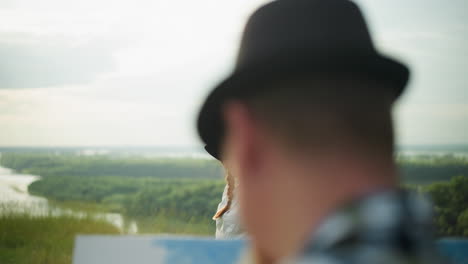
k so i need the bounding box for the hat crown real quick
[197,0,409,157]
[237,0,375,69]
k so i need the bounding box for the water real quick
[0,166,138,234]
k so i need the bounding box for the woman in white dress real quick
[205,145,244,239]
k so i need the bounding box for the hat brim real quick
[197,53,410,156]
[204,145,220,160]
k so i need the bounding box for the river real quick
[0,165,138,234]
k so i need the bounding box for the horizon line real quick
[0,144,468,149]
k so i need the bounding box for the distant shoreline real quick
[1,144,468,157]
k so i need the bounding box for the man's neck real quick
[258,151,398,263]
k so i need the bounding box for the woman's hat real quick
[197,0,410,157]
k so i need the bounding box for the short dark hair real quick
[245,74,396,157]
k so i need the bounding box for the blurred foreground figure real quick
[197,0,443,263]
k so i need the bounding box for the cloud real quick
[0,0,466,146]
[0,84,201,146]
[0,34,116,89]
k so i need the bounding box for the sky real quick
[0,0,467,147]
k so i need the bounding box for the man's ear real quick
[223,101,263,180]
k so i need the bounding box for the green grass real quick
[46,199,217,235]
[0,199,217,264]
[0,204,120,264]
[47,200,217,235]
[47,199,117,214]
[135,214,215,235]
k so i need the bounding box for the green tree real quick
[425,175,468,237]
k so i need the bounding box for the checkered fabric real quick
[281,190,445,264]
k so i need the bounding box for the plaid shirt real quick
[281,190,445,264]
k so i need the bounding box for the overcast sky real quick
[0,0,467,147]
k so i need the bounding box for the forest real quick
[0,153,223,179]
[1,152,467,237]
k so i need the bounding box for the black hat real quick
[204,145,220,160]
[197,0,410,157]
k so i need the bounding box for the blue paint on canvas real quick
[73,235,468,264]
[437,239,468,264]
[153,238,246,264]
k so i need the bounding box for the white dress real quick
[215,185,245,239]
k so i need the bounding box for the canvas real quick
[73,235,247,264]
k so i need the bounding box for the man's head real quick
[196,0,410,260]
[221,75,398,260]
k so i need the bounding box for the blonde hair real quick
[213,169,235,220]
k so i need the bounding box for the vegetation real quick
[0,203,119,264]
[27,176,225,234]
[28,176,224,217]
[0,153,223,179]
[4,152,467,185]
[424,175,468,237]
[397,154,468,184]
[397,154,468,237]
[0,153,226,236]
[1,152,467,240]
